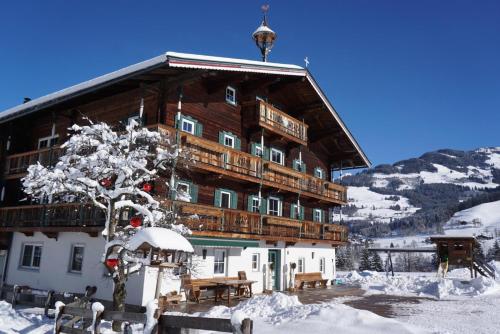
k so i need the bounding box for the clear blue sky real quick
[1,0,499,167]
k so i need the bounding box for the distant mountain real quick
[339,147,500,237]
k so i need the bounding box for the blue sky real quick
[1,0,499,167]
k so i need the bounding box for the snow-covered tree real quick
[370,251,383,272]
[22,120,191,329]
[358,247,372,271]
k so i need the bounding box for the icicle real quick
[139,98,145,118]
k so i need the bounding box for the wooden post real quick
[240,318,253,334]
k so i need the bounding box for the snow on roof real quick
[127,227,194,253]
[252,24,276,36]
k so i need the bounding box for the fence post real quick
[240,318,252,334]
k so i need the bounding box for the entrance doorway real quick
[268,250,281,290]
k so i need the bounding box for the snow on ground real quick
[445,200,500,236]
[187,292,431,334]
[337,186,420,223]
[339,266,500,299]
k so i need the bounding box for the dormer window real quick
[225,86,237,105]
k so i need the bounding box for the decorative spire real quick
[252,4,277,62]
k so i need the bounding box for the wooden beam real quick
[240,76,280,95]
[202,73,244,95]
[268,77,304,93]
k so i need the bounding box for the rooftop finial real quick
[252,4,277,62]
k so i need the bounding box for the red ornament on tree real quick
[105,258,119,268]
[142,183,153,193]
[130,216,142,228]
[100,178,112,188]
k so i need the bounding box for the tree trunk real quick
[112,275,127,331]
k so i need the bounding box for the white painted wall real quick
[5,232,145,305]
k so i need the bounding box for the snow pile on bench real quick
[342,269,500,299]
[196,292,431,334]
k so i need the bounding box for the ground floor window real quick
[69,245,85,273]
[297,257,305,273]
[252,253,260,271]
[214,249,226,275]
[21,244,42,269]
[319,257,326,273]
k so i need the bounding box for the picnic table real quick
[212,280,257,305]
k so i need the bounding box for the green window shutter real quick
[218,131,225,145]
[234,136,241,150]
[260,197,267,214]
[300,206,305,220]
[301,163,306,173]
[230,190,238,209]
[190,184,198,203]
[195,122,203,137]
[264,147,270,160]
[290,204,296,219]
[247,195,254,212]
[293,160,300,171]
[250,142,257,155]
[214,189,221,207]
[328,208,333,223]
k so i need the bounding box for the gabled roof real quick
[0,51,370,167]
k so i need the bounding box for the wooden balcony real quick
[0,202,348,245]
[176,125,347,204]
[252,100,308,146]
[4,147,62,178]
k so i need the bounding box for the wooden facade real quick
[0,53,370,247]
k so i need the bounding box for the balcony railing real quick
[4,147,62,177]
[255,100,308,145]
[0,202,348,244]
[2,124,347,204]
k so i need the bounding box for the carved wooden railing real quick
[0,201,348,243]
[256,100,308,145]
[4,147,62,177]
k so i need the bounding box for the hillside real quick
[340,147,500,237]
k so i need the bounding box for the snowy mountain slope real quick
[341,147,500,236]
[445,200,500,240]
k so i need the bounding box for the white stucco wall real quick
[5,232,145,305]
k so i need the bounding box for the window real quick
[181,119,195,134]
[268,197,282,216]
[223,134,234,148]
[69,245,84,273]
[214,249,226,275]
[319,257,326,273]
[251,196,260,213]
[220,191,231,209]
[177,182,190,202]
[38,135,59,149]
[297,257,305,273]
[313,209,323,223]
[290,204,304,220]
[252,253,260,272]
[21,244,42,269]
[270,148,284,165]
[314,167,324,179]
[225,86,237,105]
[293,159,306,173]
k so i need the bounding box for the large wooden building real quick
[0,51,369,305]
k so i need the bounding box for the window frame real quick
[20,243,42,270]
[267,196,282,216]
[223,133,235,148]
[297,257,305,273]
[69,244,85,273]
[181,118,195,134]
[176,181,191,202]
[313,209,323,223]
[319,257,326,274]
[314,168,324,179]
[38,135,59,149]
[270,148,285,165]
[251,253,260,272]
[220,190,232,209]
[250,196,261,213]
[225,86,237,105]
[213,248,227,275]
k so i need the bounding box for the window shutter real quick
[247,195,254,212]
[293,160,300,171]
[234,136,241,150]
[174,114,181,129]
[300,206,305,220]
[328,208,333,223]
[218,131,225,145]
[264,147,270,160]
[195,122,203,137]
[190,184,198,203]
[290,204,296,219]
[301,163,307,173]
[250,142,257,155]
[260,197,267,214]
[230,190,238,209]
[214,189,221,207]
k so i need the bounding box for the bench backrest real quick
[295,272,323,280]
[238,271,247,280]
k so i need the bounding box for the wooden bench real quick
[294,272,328,289]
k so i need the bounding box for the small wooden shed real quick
[430,236,477,277]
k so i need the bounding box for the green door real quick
[268,250,281,290]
